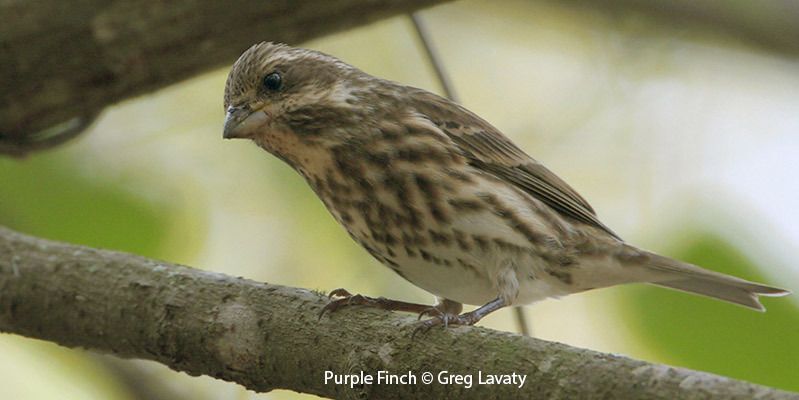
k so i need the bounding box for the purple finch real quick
[222,42,789,328]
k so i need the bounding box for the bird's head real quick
[222,42,386,153]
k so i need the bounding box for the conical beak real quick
[223,106,268,139]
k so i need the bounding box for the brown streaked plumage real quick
[222,42,790,329]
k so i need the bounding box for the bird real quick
[222,42,790,329]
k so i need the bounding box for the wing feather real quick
[409,88,620,239]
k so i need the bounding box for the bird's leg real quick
[414,297,508,335]
[319,288,434,319]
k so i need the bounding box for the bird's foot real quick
[413,297,507,337]
[319,288,432,320]
[413,310,481,337]
[415,298,464,325]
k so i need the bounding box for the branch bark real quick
[0,226,796,399]
[0,0,451,156]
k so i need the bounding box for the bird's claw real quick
[319,288,362,320]
[412,311,479,338]
[319,289,404,319]
[320,289,439,321]
[319,289,481,335]
[327,288,353,299]
[416,306,442,321]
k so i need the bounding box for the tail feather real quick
[652,278,776,311]
[639,250,790,311]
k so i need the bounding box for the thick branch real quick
[0,0,450,155]
[0,226,795,399]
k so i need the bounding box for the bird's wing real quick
[410,89,620,239]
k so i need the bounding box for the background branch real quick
[4,0,799,157]
[0,0,451,156]
[556,0,799,56]
[0,226,796,399]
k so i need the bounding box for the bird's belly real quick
[368,203,576,306]
[389,246,574,306]
[313,163,581,306]
[389,249,498,306]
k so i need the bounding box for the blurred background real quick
[1,0,798,398]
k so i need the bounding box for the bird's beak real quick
[223,106,268,139]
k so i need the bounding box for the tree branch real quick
[0,226,795,399]
[4,0,798,157]
[0,0,451,156]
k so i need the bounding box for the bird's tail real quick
[636,249,790,311]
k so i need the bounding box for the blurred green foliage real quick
[0,155,173,259]
[623,233,799,391]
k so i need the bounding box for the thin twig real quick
[513,306,530,336]
[410,13,459,102]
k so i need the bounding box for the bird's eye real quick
[263,72,282,91]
